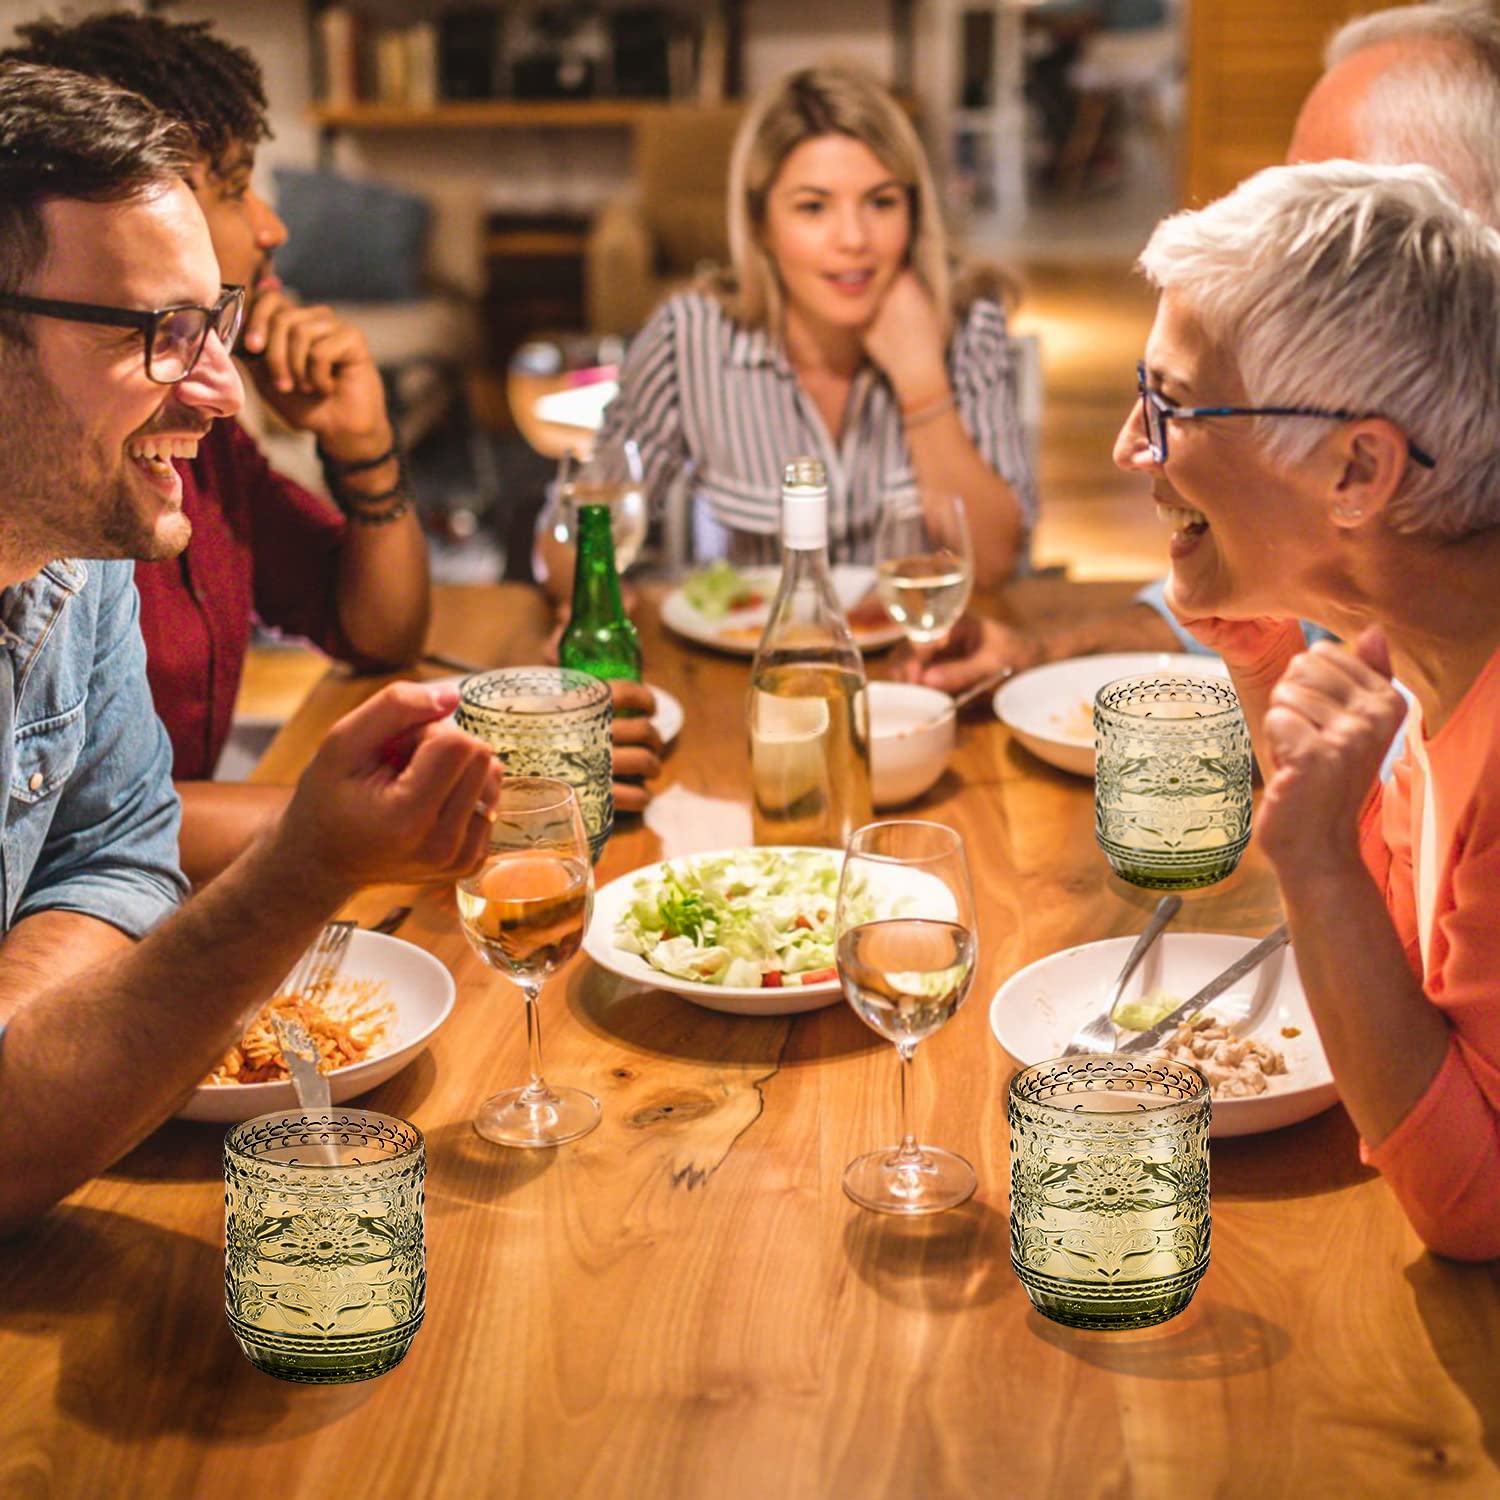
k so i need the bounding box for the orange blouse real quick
[1359,642,1500,1260]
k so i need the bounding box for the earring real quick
[1332,500,1365,523]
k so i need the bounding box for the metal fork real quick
[271,919,356,1113]
[1062,894,1182,1056]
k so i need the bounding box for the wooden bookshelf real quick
[310,99,693,131]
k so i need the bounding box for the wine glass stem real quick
[517,983,556,1106]
[893,1043,922,1165]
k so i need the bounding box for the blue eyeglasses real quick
[1136,361,1437,470]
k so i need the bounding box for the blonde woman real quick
[595,66,1034,584]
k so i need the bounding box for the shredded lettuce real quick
[615,848,873,988]
[681,561,760,621]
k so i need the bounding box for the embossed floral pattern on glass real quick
[223,1109,425,1384]
[456,667,614,864]
[1094,674,1251,890]
[1008,1056,1210,1330]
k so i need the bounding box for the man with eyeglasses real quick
[2,13,664,874]
[0,62,501,1232]
[899,0,1500,695]
[0,12,436,885]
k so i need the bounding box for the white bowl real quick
[994,652,1231,777]
[177,930,456,1124]
[868,681,956,808]
[989,931,1338,1137]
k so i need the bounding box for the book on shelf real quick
[405,22,439,109]
[315,4,360,108]
[372,23,439,107]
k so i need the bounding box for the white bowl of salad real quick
[584,847,875,1015]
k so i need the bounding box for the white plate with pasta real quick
[178,929,456,1124]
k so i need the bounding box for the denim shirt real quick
[0,558,187,938]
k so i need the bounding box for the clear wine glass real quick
[836,819,978,1213]
[456,777,600,1148]
[538,436,650,576]
[873,491,974,645]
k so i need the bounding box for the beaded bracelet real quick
[344,496,411,526]
[327,450,412,525]
[316,438,400,477]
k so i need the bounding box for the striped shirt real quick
[596,291,1037,568]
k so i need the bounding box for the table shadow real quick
[421,1117,555,1211]
[106,1117,224,1184]
[1025,1295,1290,1379]
[105,1055,441,1187]
[842,1197,1018,1312]
[566,966,882,1066]
[0,1206,376,1441]
[1211,1106,1375,1202]
[1406,1254,1500,1470]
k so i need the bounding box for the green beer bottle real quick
[559,503,642,685]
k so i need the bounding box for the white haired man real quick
[903,0,1500,692]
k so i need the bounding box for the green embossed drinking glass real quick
[1094,673,1251,890]
[224,1109,425,1383]
[1008,1055,1210,1331]
[456,667,614,864]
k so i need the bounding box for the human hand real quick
[1257,628,1407,878]
[272,682,502,897]
[862,271,947,398]
[609,679,663,813]
[892,613,1044,695]
[239,287,389,449]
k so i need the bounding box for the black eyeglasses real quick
[0,283,245,384]
[1136,361,1437,470]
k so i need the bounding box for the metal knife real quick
[370,904,412,936]
[1115,923,1291,1055]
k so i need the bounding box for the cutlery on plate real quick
[270,919,356,1135]
[1115,923,1292,1056]
[1062,894,1183,1056]
[951,664,1018,713]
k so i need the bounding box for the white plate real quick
[430,675,681,747]
[585,844,960,1017]
[178,930,456,1124]
[989,931,1338,1137]
[585,845,847,1015]
[994,651,1231,777]
[661,565,905,656]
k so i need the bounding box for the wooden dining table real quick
[3,578,1497,1500]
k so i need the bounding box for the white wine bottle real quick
[748,457,873,848]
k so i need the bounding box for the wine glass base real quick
[842,1144,976,1215]
[474,1085,601,1148]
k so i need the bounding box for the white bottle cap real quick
[781,455,828,550]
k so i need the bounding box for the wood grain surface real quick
[2,580,1495,1500]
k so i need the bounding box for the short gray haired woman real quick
[1123,159,1500,1260]
[593,65,1034,582]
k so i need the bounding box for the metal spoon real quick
[1062,894,1183,1056]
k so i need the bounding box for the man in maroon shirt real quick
[5,13,663,882]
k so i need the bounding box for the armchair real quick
[585,104,743,337]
